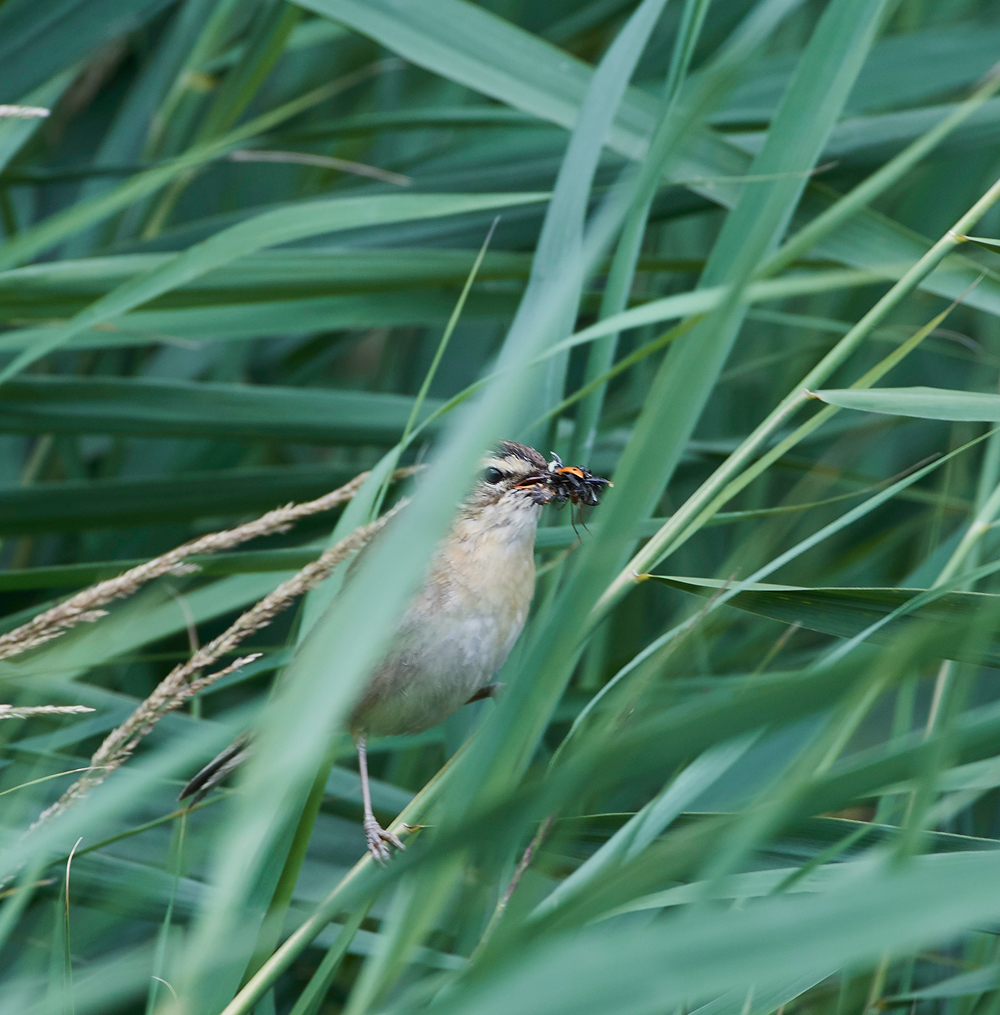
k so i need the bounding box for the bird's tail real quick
[178,734,252,804]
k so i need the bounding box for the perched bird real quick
[180,441,609,861]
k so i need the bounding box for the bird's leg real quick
[466,682,504,705]
[356,735,405,864]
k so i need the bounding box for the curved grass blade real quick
[812,386,1000,422]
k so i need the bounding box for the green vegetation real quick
[6,0,1000,1013]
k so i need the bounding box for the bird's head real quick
[464,441,548,511]
[465,440,610,514]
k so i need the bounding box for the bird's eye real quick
[482,467,506,484]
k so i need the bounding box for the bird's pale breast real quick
[349,500,540,737]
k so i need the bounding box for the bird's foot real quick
[364,817,405,865]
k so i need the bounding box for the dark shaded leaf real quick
[648,575,1000,666]
[0,376,441,442]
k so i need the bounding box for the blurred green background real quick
[7,1,1000,1014]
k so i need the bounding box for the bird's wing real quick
[178,733,252,803]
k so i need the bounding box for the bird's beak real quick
[513,473,547,490]
[513,473,557,505]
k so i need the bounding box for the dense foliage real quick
[5,0,1000,1013]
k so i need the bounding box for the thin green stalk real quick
[240,748,338,987]
[146,815,187,1015]
[920,403,1000,744]
[559,430,988,762]
[0,61,397,271]
[58,837,82,1015]
[695,636,913,897]
[342,854,464,1015]
[0,767,99,799]
[192,2,303,144]
[144,0,244,158]
[763,66,1000,279]
[534,316,703,434]
[892,538,1000,855]
[835,969,853,1015]
[653,288,973,576]
[976,972,1000,1015]
[287,903,373,1015]
[864,954,891,1014]
[410,268,881,448]
[218,747,463,1015]
[58,791,232,863]
[770,822,871,895]
[661,0,712,103]
[566,204,644,464]
[570,0,713,463]
[476,815,554,952]
[898,657,975,858]
[401,218,500,447]
[595,172,1000,618]
[142,1,302,237]
[934,469,1000,587]
[918,399,1000,780]
[0,855,50,954]
[874,676,918,823]
[584,62,1000,610]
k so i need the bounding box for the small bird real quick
[180,441,609,862]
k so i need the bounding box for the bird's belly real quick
[349,519,536,738]
[350,609,524,737]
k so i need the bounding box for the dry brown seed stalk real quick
[0,705,94,719]
[229,149,411,187]
[0,105,50,118]
[32,503,404,828]
[0,467,414,664]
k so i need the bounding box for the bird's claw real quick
[364,817,405,864]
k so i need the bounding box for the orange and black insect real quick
[515,454,611,515]
[516,453,611,508]
[545,454,610,507]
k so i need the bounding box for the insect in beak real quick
[514,453,611,508]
